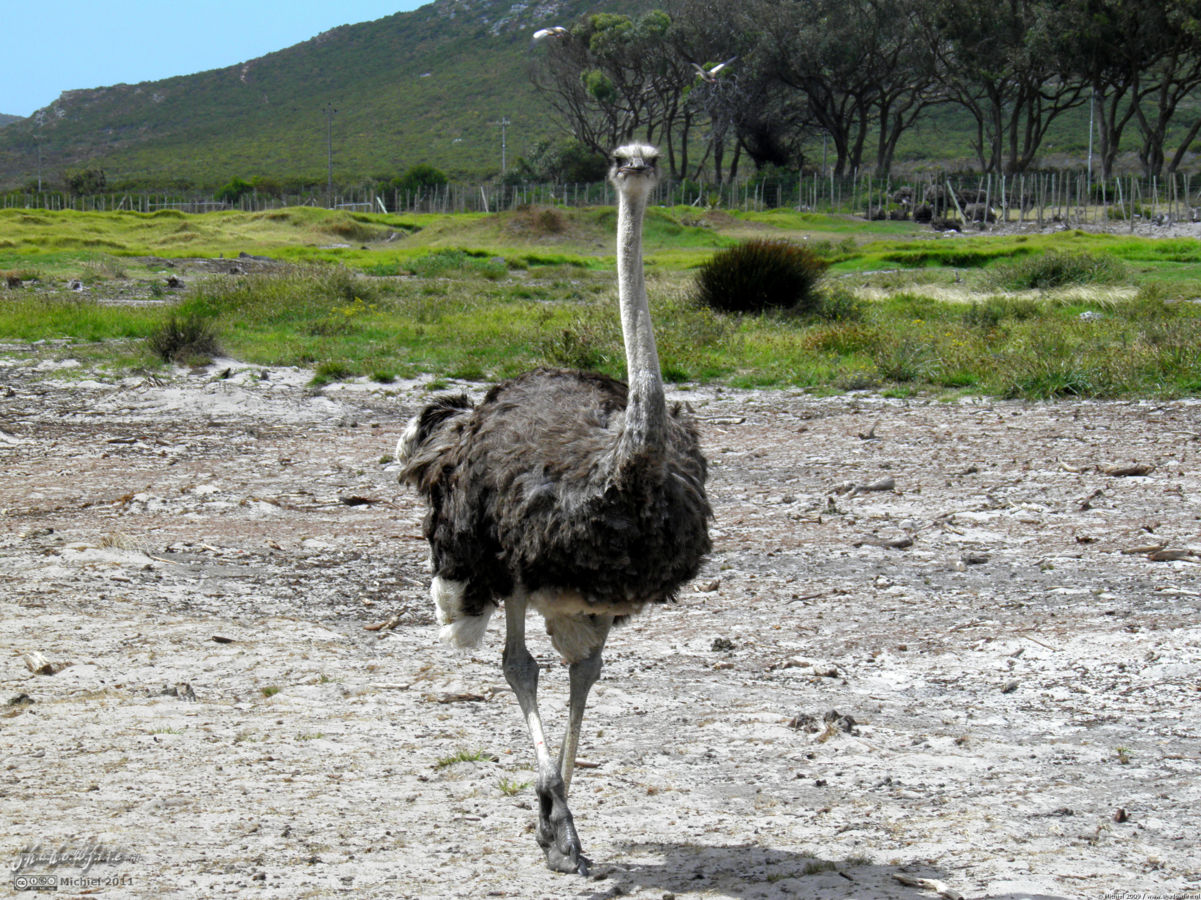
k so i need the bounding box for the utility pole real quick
[34,111,45,192]
[325,102,337,207]
[494,116,511,174]
[1087,86,1095,199]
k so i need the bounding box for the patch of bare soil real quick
[1,354,1199,899]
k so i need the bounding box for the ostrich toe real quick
[535,780,589,875]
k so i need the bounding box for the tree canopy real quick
[530,0,1201,178]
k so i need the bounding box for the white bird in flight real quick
[692,57,736,83]
[533,26,568,40]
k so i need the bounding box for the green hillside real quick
[1,0,1192,192]
[0,0,646,191]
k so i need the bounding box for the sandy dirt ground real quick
[1,353,1199,899]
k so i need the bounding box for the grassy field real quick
[2,205,1200,399]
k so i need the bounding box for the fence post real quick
[1124,174,1133,233]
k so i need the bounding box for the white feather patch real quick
[431,576,493,648]
[397,414,421,462]
[431,576,466,625]
[439,607,494,649]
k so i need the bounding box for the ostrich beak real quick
[619,156,653,175]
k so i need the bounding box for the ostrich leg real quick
[502,593,589,875]
[558,616,612,795]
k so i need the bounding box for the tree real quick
[64,167,106,195]
[1057,0,1146,180]
[667,0,807,182]
[752,0,937,177]
[216,176,253,204]
[864,0,940,176]
[392,164,448,193]
[728,75,811,172]
[511,138,609,183]
[923,0,1090,174]
[250,175,284,198]
[531,11,696,176]
[1059,0,1201,179]
[1130,0,1201,176]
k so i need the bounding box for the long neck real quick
[616,187,666,456]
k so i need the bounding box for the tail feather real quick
[431,575,495,648]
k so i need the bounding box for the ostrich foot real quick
[535,779,589,875]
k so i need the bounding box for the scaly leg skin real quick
[558,617,612,795]
[502,593,589,875]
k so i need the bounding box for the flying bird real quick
[398,143,711,875]
[533,26,569,40]
[691,56,737,83]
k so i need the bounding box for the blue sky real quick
[2,1,427,118]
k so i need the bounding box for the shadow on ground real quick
[586,842,1074,899]
[580,841,1067,899]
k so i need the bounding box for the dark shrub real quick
[148,312,219,364]
[930,216,962,232]
[694,239,827,314]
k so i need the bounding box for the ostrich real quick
[397,143,711,875]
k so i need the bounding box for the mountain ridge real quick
[0,0,646,190]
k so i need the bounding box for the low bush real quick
[961,296,1041,329]
[991,251,1128,290]
[408,250,506,280]
[813,286,865,322]
[147,312,220,364]
[694,239,827,314]
[311,360,353,385]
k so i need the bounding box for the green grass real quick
[498,776,533,796]
[4,208,1201,401]
[435,748,494,769]
[191,272,1201,398]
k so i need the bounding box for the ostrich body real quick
[398,143,710,875]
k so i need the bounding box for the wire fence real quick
[3,170,1199,229]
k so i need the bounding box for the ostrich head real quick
[608,143,660,201]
